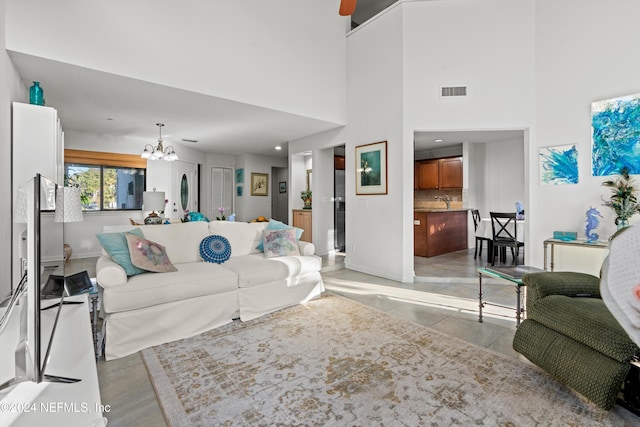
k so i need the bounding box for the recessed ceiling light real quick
[275,146,282,150]
[434,139,444,143]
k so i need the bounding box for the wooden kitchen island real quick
[414,210,468,257]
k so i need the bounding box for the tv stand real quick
[0,295,106,426]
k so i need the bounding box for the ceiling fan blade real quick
[339,0,357,16]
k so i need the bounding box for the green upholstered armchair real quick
[513,271,639,410]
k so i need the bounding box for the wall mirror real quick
[306,169,312,192]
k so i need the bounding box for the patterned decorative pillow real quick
[256,219,303,251]
[96,228,147,276]
[125,233,178,273]
[262,228,301,258]
[200,235,232,264]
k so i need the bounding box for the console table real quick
[543,238,608,271]
[0,295,106,427]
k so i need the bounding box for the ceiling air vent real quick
[181,138,198,143]
[440,86,467,97]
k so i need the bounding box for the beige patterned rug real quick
[141,294,630,426]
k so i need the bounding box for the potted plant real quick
[300,190,312,209]
[602,166,640,228]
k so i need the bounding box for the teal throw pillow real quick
[256,219,303,251]
[96,227,147,276]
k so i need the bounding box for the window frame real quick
[64,149,147,212]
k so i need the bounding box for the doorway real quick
[413,130,527,281]
[334,146,346,252]
[271,166,288,223]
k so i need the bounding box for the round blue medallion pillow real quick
[200,235,232,264]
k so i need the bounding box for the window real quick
[64,150,147,211]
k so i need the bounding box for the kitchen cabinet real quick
[415,160,439,190]
[439,157,463,189]
[414,210,468,257]
[293,209,312,242]
[415,157,462,190]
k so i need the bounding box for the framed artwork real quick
[355,141,387,195]
[279,181,287,193]
[592,92,640,176]
[236,186,243,197]
[235,168,244,184]
[251,173,268,196]
[539,144,578,185]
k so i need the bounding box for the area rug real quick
[141,294,629,426]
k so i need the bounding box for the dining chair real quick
[489,212,524,266]
[471,209,492,260]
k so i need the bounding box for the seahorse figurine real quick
[585,206,603,242]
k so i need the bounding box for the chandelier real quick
[141,123,178,161]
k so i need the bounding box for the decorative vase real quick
[303,198,312,209]
[29,81,44,106]
[617,219,629,230]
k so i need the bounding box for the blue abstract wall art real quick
[591,93,640,176]
[539,144,578,185]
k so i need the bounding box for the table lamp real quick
[54,187,85,261]
[143,189,166,225]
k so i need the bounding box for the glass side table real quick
[477,266,543,326]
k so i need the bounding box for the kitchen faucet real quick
[435,195,451,210]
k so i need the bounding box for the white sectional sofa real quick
[96,221,324,360]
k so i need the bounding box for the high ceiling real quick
[352,0,398,27]
[8,1,400,159]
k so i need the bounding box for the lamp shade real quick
[54,187,84,223]
[143,190,166,212]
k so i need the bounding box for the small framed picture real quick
[236,185,243,197]
[356,141,388,195]
[251,173,268,196]
[279,181,287,193]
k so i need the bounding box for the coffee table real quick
[477,265,543,326]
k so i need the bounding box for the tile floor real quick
[74,250,635,425]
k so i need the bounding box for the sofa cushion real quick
[96,227,147,276]
[200,235,232,264]
[101,262,238,313]
[263,228,301,258]
[126,233,178,273]
[208,221,267,257]
[255,219,303,251]
[528,295,639,363]
[139,222,210,264]
[223,254,321,288]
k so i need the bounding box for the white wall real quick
[529,0,640,268]
[313,147,335,255]
[346,5,407,281]
[234,153,287,222]
[483,138,525,212]
[1,0,29,296]
[341,0,535,281]
[5,0,347,124]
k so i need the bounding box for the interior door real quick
[210,167,233,219]
[172,160,198,218]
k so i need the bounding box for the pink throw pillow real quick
[125,233,178,273]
